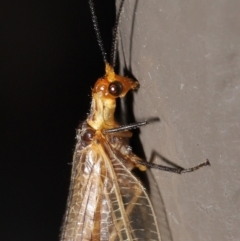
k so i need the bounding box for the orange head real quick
[87,63,139,131]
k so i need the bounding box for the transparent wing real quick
[61,139,161,241]
[60,146,103,241]
[105,149,161,241]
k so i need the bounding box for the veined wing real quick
[60,127,161,241]
[103,143,161,241]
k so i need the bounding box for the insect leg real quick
[137,159,211,174]
[102,121,148,134]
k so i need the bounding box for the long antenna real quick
[88,0,107,64]
[110,0,125,68]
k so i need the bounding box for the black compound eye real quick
[82,129,95,142]
[108,81,123,96]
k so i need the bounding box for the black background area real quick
[1,1,115,240]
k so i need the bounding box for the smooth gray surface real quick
[117,0,240,241]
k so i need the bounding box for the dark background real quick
[1,1,115,240]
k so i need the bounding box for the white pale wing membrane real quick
[60,123,161,241]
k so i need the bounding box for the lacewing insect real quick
[60,0,210,240]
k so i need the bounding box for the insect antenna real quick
[110,0,125,68]
[88,0,107,64]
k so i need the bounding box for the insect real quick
[60,0,211,240]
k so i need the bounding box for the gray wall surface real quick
[117,0,240,241]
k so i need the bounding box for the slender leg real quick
[137,159,211,174]
[103,121,148,134]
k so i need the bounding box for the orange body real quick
[60,64,161,241]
